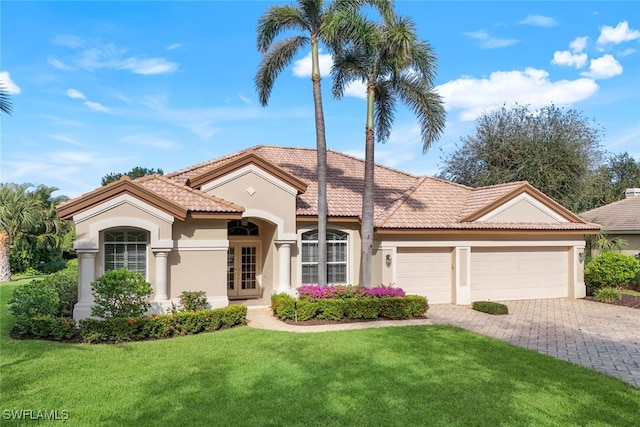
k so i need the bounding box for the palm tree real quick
[255,0,336,287]
[331,7,446,286]
[0,183,45,281]
[0,83,13,115]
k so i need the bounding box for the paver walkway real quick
[246,298,640,388]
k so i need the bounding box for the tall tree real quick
[331,4,446,286]
[439,104,605,213]
[0,184,45,281]
[101,167,164,186]
[255,0,337,286]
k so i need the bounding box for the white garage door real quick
[396,248,452,304]
[470,247,569,301]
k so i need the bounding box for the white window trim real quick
[297,227,352,286]
[103,229,150,281]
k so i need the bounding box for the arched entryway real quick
[227,220,262,299]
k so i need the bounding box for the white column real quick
[73,250,97,320]
[276,242,292,292]
[153,251,169,301]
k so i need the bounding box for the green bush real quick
[594,287,622,303]
[179,290,208,312]
[380,295,429,319]
[12,315,76,340]
[90,269,153,319]
[315,299,346,321]
[271,293,296,320]
[585,253,640,294]
[9,280,60,319]
[472,301,509,315]
[40,268,78,316]
[344,298,380,319]
[80,305,247,343]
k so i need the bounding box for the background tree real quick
[0,184,46,281]
[101,167,163,186]
[331,5,445,286]
[255,0,340,286]
[590,152,640,207]
[439,104,605,213]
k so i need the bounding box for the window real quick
[301,230,348,284]
[104,229,148,276]
[228,219,259,236]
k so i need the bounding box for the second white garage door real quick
[396,248,452,304]
[470,247,569,301]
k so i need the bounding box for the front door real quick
[227,243,260,298]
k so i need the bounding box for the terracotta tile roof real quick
[136,175,244,214]
[581,196,640,231]
[458,181,528,219]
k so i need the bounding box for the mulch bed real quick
[584,293,640,309]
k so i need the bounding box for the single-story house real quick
[581,188,640,258]
[57,145,600,320]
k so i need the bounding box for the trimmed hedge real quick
[472,301,509,315]
[80,305,247,343]
[12,315,76,341]
[585,253,640,295]
[271,293,428,321]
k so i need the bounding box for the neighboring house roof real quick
[581,196,640,232]
[59,145,599,232]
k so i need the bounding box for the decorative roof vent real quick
[625,188,640,198]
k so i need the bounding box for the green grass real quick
[1,281,639,426]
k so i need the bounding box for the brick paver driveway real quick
[428,298,640,388]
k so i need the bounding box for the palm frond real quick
[374,81,395,142]
[256,4,308,53]
[255,36,308,106]
[0,84,13,116]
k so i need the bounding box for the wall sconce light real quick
[578,252,585,263]
[385,254,392,267]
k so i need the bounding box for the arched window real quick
[104,229,148,276]
[301,230,348,284]
[228,220,259,236]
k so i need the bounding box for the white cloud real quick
[84,101,110,112]
[166,43,182,51]
[618,48,636,57]
[437,68,599,121]
[569,36,589,53]
[292,51,333,77]
[0,71,21,94]
[343,80,367,100]
[520,15,558,27]
[597,21,640,45]
[49,37,178,75]
[117,57,178,75]
[580,54,623,79]
[464,30,518,49]
[238,94,253,105]
[66,88,86,100]
[551,50,588,68]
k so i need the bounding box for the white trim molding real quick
[73,194,175,225]
[201,164,299,196]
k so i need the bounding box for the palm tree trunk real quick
[360,82,376,287]
[0,231,12,282]
[311,35,328,287]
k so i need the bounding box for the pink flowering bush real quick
[297,285,405,300]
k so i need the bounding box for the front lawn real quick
[1,281,638,426]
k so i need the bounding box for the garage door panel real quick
[471,247,568,301]
[397,248,452,304]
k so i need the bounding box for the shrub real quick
[40,268,78,316]
[179,291,208,312]
[344,298,380,319]
[90,269,153,319]
[12,315,76,340]
[297,284,405,300]
[80,305,247,343]
[315,299,346,321]
[379,295,429,319]
[9,280,60,319]
[271,293,296,320]
[472,301,509,315]
[585,253,640,294]
[594,287,622,303]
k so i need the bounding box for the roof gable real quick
[186,151,307,194]
[460,182,585,224]
[581,196,640,232]
[57,176,189,221]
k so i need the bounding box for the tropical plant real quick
[256,0,340,286]
[0,83,13,115]
[90,269,153,319]
[0,183,46,281]
[330,4,445,286]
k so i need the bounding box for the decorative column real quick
[276,242,292,293]
[73,250,97,320]
[153,250,169,301]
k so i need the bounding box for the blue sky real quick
[1,1,639,199]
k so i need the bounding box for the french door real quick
[227,243,260,298]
